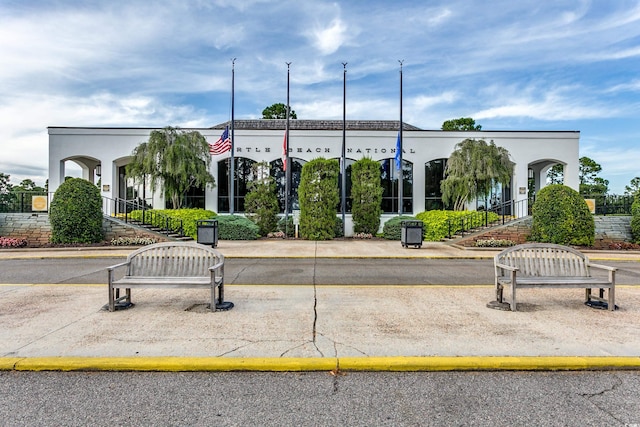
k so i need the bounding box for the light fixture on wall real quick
[528,168,534,179]
[95,164,102,177]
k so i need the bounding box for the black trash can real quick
[196,219,218,247]
[401,220,423,248]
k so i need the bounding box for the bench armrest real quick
[588,263,617,272]
[495,263,519,272]
[208,260,224,272]
[107,261,130,272]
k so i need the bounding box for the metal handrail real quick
[101,196,184,237]
[445,198,530,239]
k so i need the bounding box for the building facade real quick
[48,120,579,235]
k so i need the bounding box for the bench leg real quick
[608,286,615,311]
[108,285,115,312]
[510,270,517,312]
[496,283,504,303]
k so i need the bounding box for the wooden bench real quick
[494,243,617,311]
[107,242,230,312]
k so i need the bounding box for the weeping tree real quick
[126,127,215,209]
[441,139,514,211]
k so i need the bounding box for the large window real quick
[270,157,306,213]
[217,157,256,212]
[336,158,355,213]
[424,158,448,210]
[379,158,413,213]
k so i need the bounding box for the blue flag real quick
[394,132,401,170]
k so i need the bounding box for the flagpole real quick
[230,58,236,215]
[341,62,347,237]
[398,60,404,216]
[285,62,291,236]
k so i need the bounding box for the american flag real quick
[209,126,232,155]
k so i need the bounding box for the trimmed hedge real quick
[416,210,499,241]
[351,157,383,234]
[631,195,640,243]
[529,184,595,246]
[244,162,279,236]
[50,178,104,244]
[216,215,260,240]
[382,215,419,240]
[298,158,340,240]
[130,208,216,239]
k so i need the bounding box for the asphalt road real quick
[2,371,639,426]
[2,257,640,286]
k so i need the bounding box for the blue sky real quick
[1,0,639,193]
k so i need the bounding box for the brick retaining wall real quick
[0,213,169,247]
[456,216,633,249]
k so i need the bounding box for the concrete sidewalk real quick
[3,238,640,260]
[1,240,640,371]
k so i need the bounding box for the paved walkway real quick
[1,240,640,371]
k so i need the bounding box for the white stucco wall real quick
[48,126,579,234]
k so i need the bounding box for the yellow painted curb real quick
[0,358,23,370]
[339,356,640,371]
[3,356,640,372]
[11,357,336,372]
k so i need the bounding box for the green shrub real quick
[529,184,595,246]
[382,215,418,240]
[244,162,279,236]
[631,195,640,243]
[416,210,499,241]
[298,158,340,240]
[334,216,344,238]
[216,215,259,240]
[351,157,383,234]
[129,208,216,239]
[50,178,104,244]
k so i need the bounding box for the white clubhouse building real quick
[48,120,579,235]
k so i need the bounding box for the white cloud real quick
[310,18,348,55]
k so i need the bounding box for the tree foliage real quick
[244,162,280,235]
[579,156,609,195]
[298,158,339,240]
[0,173,14,207]
[49,178,104,244]
[126,127,215,209]
[546,164,564,184]
[262,103,297,119]
[440,139,514,211]
[350,157,383,234]
[441,117,482,131]
[624,177,640,196]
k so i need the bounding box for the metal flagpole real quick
[230,58,236,215]
[341,62,347,237]
[285,62,291,235]
[398,60,404,216]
